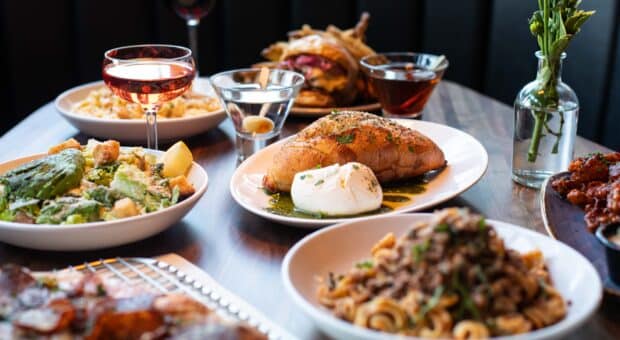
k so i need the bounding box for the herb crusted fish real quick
[263,111,446,192]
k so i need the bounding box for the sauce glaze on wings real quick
[551,152,620,231]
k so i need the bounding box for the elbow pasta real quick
[317,208,567,339]
[73,87,220,120]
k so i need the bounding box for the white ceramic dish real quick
[290,102,381,117]
[230,119,488,228]
[282,213,602,340]
[0,149,208,251]
[54,78,226,143]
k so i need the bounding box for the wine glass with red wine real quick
[103,44,196,150]
[169,0,216,75]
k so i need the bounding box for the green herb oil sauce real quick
[264,177,427,219]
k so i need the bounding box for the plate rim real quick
[54,79,226,125]
[539,171,620,297]
[0,148,208,232]
[539,172,567,240]
[290,102,382,117]
[230,119,489,228]
[281,213,603,340]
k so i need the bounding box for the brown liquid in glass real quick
[369,64,439,116]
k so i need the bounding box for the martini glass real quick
[103,44,195,149]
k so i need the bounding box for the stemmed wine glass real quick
[103,44,195,150]
[169,0,216,75]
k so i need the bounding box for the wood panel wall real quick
[0,0,618,149]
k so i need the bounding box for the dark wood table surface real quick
[0,81,617,339]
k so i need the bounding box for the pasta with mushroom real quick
[317,208,567,338]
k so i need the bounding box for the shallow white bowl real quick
[54,79,226,143]
[0,149,208,250]
[282,214,602,340]
[230,119,488,228]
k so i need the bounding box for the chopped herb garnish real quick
[352,164,360,170]
[300,174,312,180]
[415,285,444,322]
[315,179,325,186]
[386,132,393,142]
[435,223,450,233]
[355,260,373,269]
[477,217,487,231]
[408,145,415,153]
[412,239,431,263]
[452,272,481,320]
[315,164,322,169]
[336,134,355,144]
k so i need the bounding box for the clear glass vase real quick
[511,51,579,189]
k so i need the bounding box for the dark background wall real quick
[0,0,618,149]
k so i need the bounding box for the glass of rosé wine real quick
[103,44,196,149]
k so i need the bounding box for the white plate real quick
[282,214,602,340]
[54,78,226,143]
[290,102,381,117]
[230,119,488,228]
[0,149,208,250]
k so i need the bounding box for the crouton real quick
[93,140,120,166]
[169,176,195,196]
[48,138,81,155]
[111,198,140,218]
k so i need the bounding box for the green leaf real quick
[550,36,571,58]
[86,163,119,186]
[565,10,595,34]
[1,149,85,200]
[171,186,180,205]
[36,197,101,224]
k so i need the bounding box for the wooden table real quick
[0,81,617,339]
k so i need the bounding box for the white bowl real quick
[282,214,602,340]
[54,79,226,143]
[0,150,208,251]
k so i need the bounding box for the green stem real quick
[528,111,546,162]
[543,0,549,54]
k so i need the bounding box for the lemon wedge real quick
[160,141,193,178]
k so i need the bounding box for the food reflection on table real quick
[551,152,620,231]
[0,264,266,339]
[317,208,567,338]
[73,86,221,120]
[0,139,195,225]
[258,12,377,108]
[262,111,445,218]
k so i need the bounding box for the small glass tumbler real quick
[361,52,448,118]
[211,68,304,162]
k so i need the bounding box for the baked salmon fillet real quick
[263,111,446,192]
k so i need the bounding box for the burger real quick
[258,13,376,108]
[276,35,359,107]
